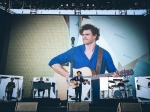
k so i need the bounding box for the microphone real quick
[70,37,75,77]
[71,37,75,46]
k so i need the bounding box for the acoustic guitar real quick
[54,66,134,100]
[70,80,90,89]
[5,84,15,93]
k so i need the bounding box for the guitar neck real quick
[84,69,134,80]
[84,73,113,80]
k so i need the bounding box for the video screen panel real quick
[5,15,150,98]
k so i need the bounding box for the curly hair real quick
[79,24,100,41]
[77,71,82,75]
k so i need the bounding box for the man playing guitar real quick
[70,71,85,102]
[49,24,120,103]
[5,77,15,102]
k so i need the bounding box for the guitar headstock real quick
[117,69,134,77]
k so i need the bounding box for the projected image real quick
[5,15,150,100]
[0,75,23,102]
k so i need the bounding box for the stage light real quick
[0,0,150,11]
[106,2,110,4]
[135,2,138,6]
[80,3,83,6]
[142,2,145,6]
[72,3,75,6]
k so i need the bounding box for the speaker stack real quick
[15,102,38,112]
[68,102,89,112]
[117,102,142,112]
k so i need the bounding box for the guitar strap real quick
[91,47,103,104]
[95,47,103,75]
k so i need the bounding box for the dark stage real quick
[0,98,150,112]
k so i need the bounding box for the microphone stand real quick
[70,39,74,78]
[67,37,75,102]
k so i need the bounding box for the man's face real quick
[77,72,81,76]
[82,30,97,45]
[11,78,14,82]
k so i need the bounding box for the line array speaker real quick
[68,102,89,112]
[15,102,38,112]
[117,102,142,112]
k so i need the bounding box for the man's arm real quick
[51,64,69,81]
[112,70,120,77]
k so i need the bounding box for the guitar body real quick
[70,81,80,89]
[54,66,93,100]
[5,83,15,93]
[70,80,90,89]
[5,89,12,93]
[54,66,68,100]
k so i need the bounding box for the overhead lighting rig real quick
[0,0,149,10]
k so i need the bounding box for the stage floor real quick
[0,98,150,112]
